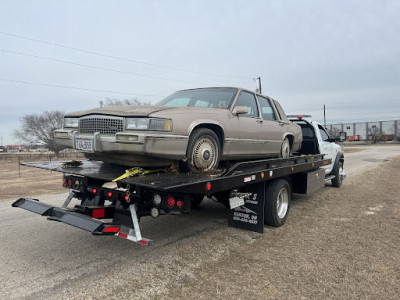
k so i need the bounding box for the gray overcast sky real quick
[1,0,399,145]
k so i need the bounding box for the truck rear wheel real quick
[264,179,291,227]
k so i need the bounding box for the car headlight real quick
[64,118,79,128]
[126,118,172,131]
[126,118,149,130]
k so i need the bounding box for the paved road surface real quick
[1,145,399,299]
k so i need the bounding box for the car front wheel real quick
[182,128,221,172]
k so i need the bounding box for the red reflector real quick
[67,179,72,187]
[206,182,212,191]
[177,200,183,207]
[167,196,175,207]
[103,226,120,233]
[92,188,97,194]
[118,232,128,239]
[297,115,303,118]
[138,240,148,245]
[92,208,105,218]
[107,191,113,197]
[125,195,130,201]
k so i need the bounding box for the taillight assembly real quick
[167,196,175,208]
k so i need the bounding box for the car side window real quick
[273,100,289,122]
[318,125,330,141]
[257,96,276,121]
[234,91,259,118]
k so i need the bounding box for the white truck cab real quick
[288,115,346,187]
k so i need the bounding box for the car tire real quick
[182,128,221,172]
[280,137,291,158]
[331,160,343,188]
[264,179,291,227]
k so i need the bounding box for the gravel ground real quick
[0,146,399,299]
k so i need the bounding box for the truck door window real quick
[234,91,259,118]
[257,96,276,121]
[318,125,330,141]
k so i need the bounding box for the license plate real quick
[75,137,93,152]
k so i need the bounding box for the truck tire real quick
[280,138,290,158]
[331,160,343,188]
[264,179,291,227]
[182,128,221,172]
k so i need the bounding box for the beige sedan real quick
[55,87,302,171]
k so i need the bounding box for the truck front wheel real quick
[331,160,344,188]
[264,179,291,227]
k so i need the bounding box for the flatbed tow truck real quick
[12,116,346,246]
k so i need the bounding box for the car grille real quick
[79,116,124,135]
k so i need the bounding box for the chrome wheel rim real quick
[339,166,344,183]
[192,137,217,171]
[281,140,290,158]
[276,188,289,219]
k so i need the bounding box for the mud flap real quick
[227,182,265,233]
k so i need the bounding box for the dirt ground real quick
[0,162,65,201]
[1,149,399,299]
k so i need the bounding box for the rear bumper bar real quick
[12,198,116,235]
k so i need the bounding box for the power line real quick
[0,78,165,97]
[0,48,215,86]
[0,31,252,80]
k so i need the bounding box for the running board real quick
[325,175,335,182]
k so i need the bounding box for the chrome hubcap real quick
[276,188,289,219]
[193,137,217,171]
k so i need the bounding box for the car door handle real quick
[257,119,263,124]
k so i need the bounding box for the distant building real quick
[326,119,399,141]
[6,145,24,152]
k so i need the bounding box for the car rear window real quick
[158,87,238,109]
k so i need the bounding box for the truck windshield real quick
[157,87,238,109]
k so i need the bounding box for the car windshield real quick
[157,87,238,109]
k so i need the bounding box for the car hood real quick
[65,105,176,117]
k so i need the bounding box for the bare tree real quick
[14,110,64,154]
[104,97,151,106]
[328,127,341,138]
[368,125,382,144]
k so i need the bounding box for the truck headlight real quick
[126,118,172,131]
[64,118,79,128]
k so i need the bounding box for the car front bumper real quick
[54,130,189,160]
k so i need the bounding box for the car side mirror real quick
[339,131,347,142]
[232,106,248,115]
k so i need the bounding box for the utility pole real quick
[256,77,262,94]
[324,105,326,128]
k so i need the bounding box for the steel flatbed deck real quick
[13,155,333,245]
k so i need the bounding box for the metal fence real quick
[326,120,399,141]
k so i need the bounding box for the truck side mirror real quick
[232,106,248,116]
[339,131,347,142]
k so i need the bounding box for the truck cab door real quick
[314,122,338,174]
